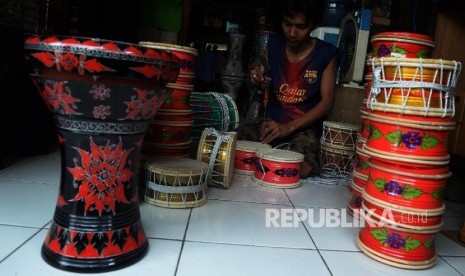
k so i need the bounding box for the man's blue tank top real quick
[265,34,338,129]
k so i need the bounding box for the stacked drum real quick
[353,32,462,269]
[319,121,360,177]
[139,42,198,158]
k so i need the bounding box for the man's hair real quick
[282,0,325,28]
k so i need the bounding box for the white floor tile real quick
[0,225,39,261]
[302,207,362,251]
[436,233,465,256]
[186,200,315,249]
[441,256,465,274]
[207,174,291,205]
[139,202,190,240]
[321,250,461,276]
[0,230,182,276]
[285,182,351,209]
[0,179,57,227]
[177,241,331,276]
[0,158,60,185]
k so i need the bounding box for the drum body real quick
[367,58,461,117]
[234,140,272,175]
[321,121,360,150]
[145,157,208,208]
[190,92,239,144]
[253,148,304,188]
[196,128,237,189]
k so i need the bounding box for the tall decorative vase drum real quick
[220,33,247,100]
[24,35,180,272]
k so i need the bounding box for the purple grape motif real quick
[384,181,403,196]
[377,44,391,57]
[386,233,406,249]
[275,168,298,177]
[354,196,363,208]
[401,131,423,149]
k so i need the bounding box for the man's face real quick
[282,13,313,47]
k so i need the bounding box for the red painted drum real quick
[253,148,304,188]
[160,83,194,111]
[364,111,455,163]
[24,35,180,272]
[138,41,198,77]
[234,140,272,175]
[357,224,438,269]
[145,120,193,145]
[142,141,191,158]
[363,157,450,215]
[371,32,436,58]
[361,200,443,231]
[367,58,461,117]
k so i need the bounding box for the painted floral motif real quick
[372,178,444,200]
[401,131,423,149]
[93,105,111,119]
[31,51,113,75]
[89,84,111,100]
[124,88,166,120]
[275,168,299,177]
[370,228,426,251]
[40,80,80,115]
[374,43,429,58]
[254,163,299,178]
[370,127,439,150]
[353,196,363,208]
[67,138,133,215]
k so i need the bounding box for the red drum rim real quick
[368,159,451,180]
[139,41,198,56]
[363,145,450,164]
[362,189,445,216]
[366,111,455,129]
[356,235,437,270]
[361,201,443,232]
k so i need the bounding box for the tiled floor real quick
[1,151,465,276]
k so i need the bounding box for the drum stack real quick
[138,42,198,158]
[353,32,463,269]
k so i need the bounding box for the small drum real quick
[252,148,304,189]
[321,121,360,151]
[368,57,461,117]
[319,143,355,175]
[145,157,208,208]
[234,140,272,175]
[190,92,240,144]
[196,128,237,189]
